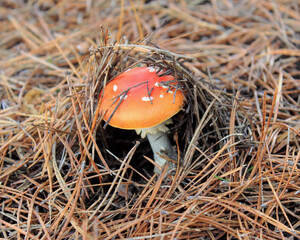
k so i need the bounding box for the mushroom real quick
[99,67,184,173]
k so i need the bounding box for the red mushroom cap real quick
[99,67,184,130]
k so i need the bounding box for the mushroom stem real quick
[146,131,175,173]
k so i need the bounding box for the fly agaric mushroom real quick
[99,67,184,173]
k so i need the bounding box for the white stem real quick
[147,131,173,172]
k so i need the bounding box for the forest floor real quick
[0,0,299,239]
